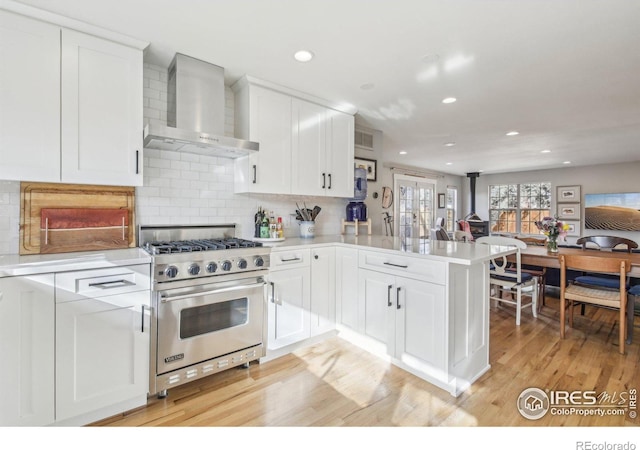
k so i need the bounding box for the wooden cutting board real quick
[20,182,136,255]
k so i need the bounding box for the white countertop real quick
[264,234,517,265]
[0,248,151,277]
[0,235,517,277]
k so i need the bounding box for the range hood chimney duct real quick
[143,54,259,158]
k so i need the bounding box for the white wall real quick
[468,161,640,245]
[355,124,465,236]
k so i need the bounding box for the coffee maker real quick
[346,167,368,221]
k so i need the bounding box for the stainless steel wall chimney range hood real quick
[143,54,259,158]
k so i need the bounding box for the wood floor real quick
[93,296,640,427]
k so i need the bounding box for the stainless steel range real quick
[139,224,270,397]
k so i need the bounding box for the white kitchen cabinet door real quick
[324,110,355,198]
[55,290,150,422]
[267,267,311,349]
[310,246,336,336]
[358,268,395,347]
[0,10,60,182]
[234,85,292,194]
[61,29,143,186]
[394,277,446,372]
[291,102,355,198]
[0,274,55,426]
[336,246,359,330]
[291,99,327,197]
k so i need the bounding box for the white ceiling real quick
[14,0,640,176]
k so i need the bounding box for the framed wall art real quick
[584,192,640,231]
[354,157,377,182]
[557,203,580,220]
[438,193,446,209]
[563,220,581,237]
[556,185,581,203]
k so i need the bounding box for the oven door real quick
[156,276,265,375]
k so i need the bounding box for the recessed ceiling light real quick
[442,97,457,104]
[444,142,456,147]
[506,131,519,136]
[541,149,551,153]
[360,83,375,90]
[445,162,453,165]
[294,50,314,62]
[563,161,571,164]
[399,151,407,155]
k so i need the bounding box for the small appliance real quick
[346,167,368,221]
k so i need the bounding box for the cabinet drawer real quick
[55,264,150,303]
[269,249,311,271]
[358,250,446,285]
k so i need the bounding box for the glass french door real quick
[394,175,437,240]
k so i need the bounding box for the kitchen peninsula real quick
[263,236,516,397]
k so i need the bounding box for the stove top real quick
[139,224,270,285]
[143,238,263,255]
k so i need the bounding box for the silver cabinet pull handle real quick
[384,262,408,269]
[252,165,257,184]
[397,287,402,309]
[88,279,135,288]
[141,304,145,333]
[270,281,275,303]
[387,284,393,307]
[328,173,332,189]
[280,257,301,262]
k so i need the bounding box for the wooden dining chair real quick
[574,236,638,314]
[515,236,547,309]
[559,254,630,354]
[477,236,538,325]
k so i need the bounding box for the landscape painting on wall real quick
[584,193,640,231]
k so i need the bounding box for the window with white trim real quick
[445,186,457,231]
[489,182,551,234]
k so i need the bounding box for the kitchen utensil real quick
[311,206,321,220]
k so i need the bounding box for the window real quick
[445,186,457,231]
[489,182,551,234]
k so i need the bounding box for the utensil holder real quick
[299,221,315,238]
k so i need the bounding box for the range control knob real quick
[188,264,201,276]
[221,260,232,271]
[164,265,179,278]
[206,262,217,273]
[237,258,248,269]
[254,256,265,267]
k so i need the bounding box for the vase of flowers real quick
[535,216,569,253]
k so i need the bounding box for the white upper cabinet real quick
[290,99,355,198]
[233,76,355,197]
[234,84,293,194]
[61,30,143,186]
[0,8,145,186]
[0,10,60,182]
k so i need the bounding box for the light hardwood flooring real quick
[93,296,639,427]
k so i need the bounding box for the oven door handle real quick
[160,281,266,303]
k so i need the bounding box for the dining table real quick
[514,245,639,344]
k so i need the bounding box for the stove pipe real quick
[465,172,482,221]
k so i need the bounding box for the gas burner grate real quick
[143,238,262,254]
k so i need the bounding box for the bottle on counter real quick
[269,211,277,238]
[260,212,270,238]
[277,217,284,238]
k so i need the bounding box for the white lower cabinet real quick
[55,265,150,424]
[267,250,311,349]
[310,247,335,336]
[358,268,446,375]
[0,275,55,426]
